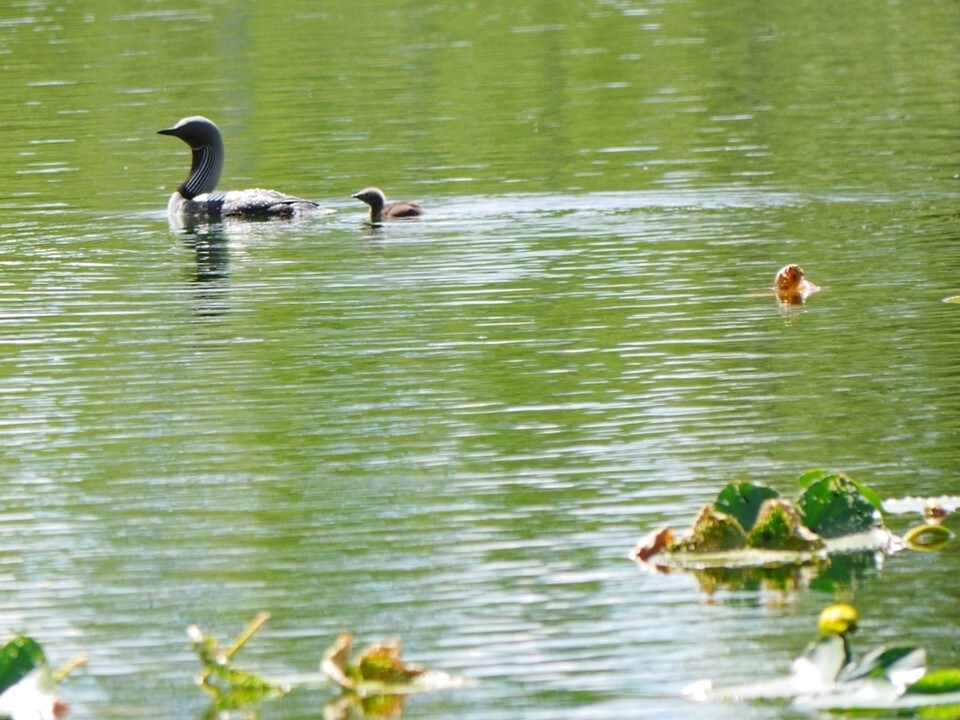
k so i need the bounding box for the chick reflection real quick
[774,263,821,305]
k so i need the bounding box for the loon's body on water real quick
[352,187,423,224]
[159,116,326,219]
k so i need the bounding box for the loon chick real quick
[352,187,423,223]
[159,116,324,219]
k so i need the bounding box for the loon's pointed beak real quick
[157,126,178,136]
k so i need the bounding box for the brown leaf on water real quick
[321,633,357,691]
[355,640,426,685]
[677,506,748,553]
[631,527,674,562]
[321,633,469,697]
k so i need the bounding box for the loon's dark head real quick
[352,187,387,212]
[159,116,225,200]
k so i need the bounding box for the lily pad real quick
[687,604,960,714]
[0,637,68,720]
[746,499,824,551]
[797,468,833,487]
[799,469,884,512]
[797,474,880,538]
[321,633,469,697]
[714,482,780,533]
[907,669,960,695]
[839,646,927,686]
[0,637,45,695]
[672,507,747,553]
[632,527,674,562]
[632,471,909,573]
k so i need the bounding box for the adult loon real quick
[352,187,423,224]
[159,116,326,219]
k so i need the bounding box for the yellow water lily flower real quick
[818,603,858,637]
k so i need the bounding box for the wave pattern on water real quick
[0,0,959,717]
[0,184,955,719]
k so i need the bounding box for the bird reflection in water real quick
[177,217,231,319]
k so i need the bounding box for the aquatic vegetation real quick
[634,472,890,565]
[632,471,956,592]
[885,495,960,551]
[685,604,960,714]
[746,498,824,551]
[902,522,954,551]
[321,632,469,698]
[670,506,747,553]
[0,635,80,720]
[187,612,288,717]
[713,481,779,531]
[795,470,882,538]
[187,613,468,719]
[817,602,858,637]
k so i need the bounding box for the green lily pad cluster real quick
[634,471,957,597]
[635,472,885,564]
[710,473,880,550]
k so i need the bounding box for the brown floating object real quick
[774,263,821,305]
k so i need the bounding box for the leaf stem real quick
[225,612,271,662]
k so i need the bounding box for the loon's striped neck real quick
[180,142,223,199]
[159,116,225,200]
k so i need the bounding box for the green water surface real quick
[0,1,958,718]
